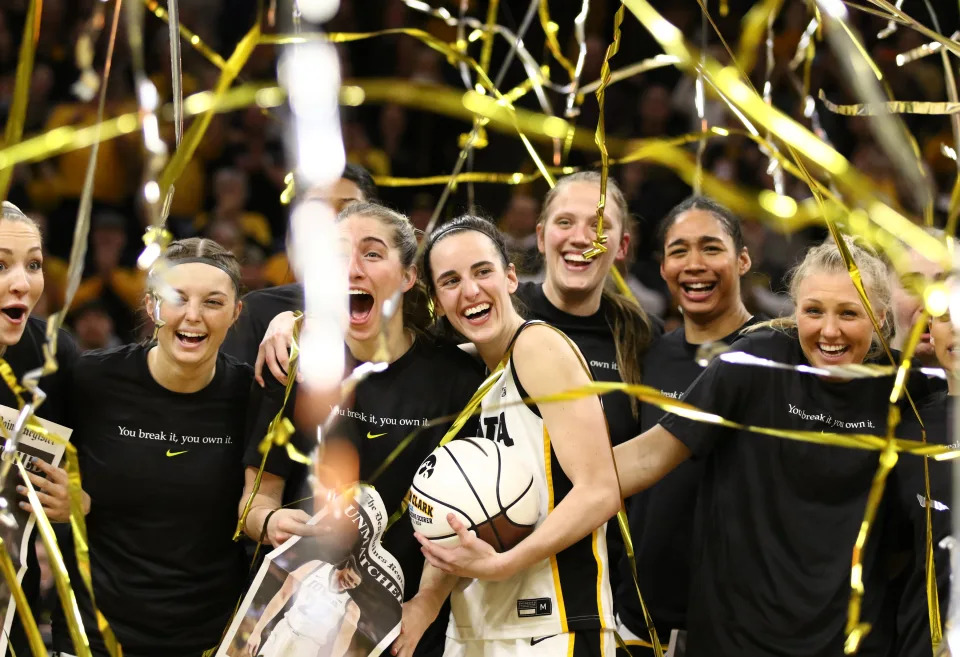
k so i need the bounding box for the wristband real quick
[258,508,280,546]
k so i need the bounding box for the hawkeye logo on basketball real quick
[481,412,514,447]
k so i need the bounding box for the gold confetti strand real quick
[539,0,577,80]
[948,174,960,238]
[401,0,557,120]
[374,169,570,187]
[16,455,99,657]
[234,315,303,542]
[845,437,897,652]
[559,0,590,165]
[57,0,123,324]
[734,0,784,76]
[167,0,184,146]
[478,0,500,75]
[71,0,110,103]
[583,3,624,262]
[471,0,501,212]
[157,21,260,203]
[618,0,950,268]
[862,0,960,58]
[578,54,680,94]
[0,533,45,657]
[143,0,227,69]
[0,83,283,172]
[819,91,960,115]
[693,10,707,194]
[627,139,825,234]
[921,0,960,242]
[876,0,904,37]
[761,2,786,195]
[0,0,41,200]
[895,36,950,65]
[842,315,933,652]
[816,1,933,222]
[895,308,943,647]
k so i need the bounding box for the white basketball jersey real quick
[285,563,352,642]
[449,324,615,640]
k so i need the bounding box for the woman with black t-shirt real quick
[44,238,254,657]
[615,237,905,657]
[238,202,484,657]
[617,196,761,653]
[0,201,78,655]
[518,171,657,447]
[889,307,954,656]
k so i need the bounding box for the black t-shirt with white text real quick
[246,337,483,657]
[53,344,254,657]
[515,281,662,447]
[659,328,902,657]
[890,391,951,657]
[1,317,77,654]
[618,317,762,636]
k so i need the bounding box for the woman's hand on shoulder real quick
[255,311,299,387]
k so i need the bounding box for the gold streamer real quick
[0,83,284,172]
[158,20,260,203]
[71,1,109,102]
[583,3,624,261]
[0,0,41,201]
[861,0,960,58]
[0,532,45,657]
[735,0,784,76]
[143,0,227,70]
[234,313,304,541]
[819,90,960,116]
[478,0,500,76]
[578,55,680,94]
[539,0,576,80]
[16,457,95,657]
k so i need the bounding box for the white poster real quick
[218,486,404,657]
[0,404,71,656]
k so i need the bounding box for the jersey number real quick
[481,412,514,447]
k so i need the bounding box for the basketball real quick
[408,438,540,551]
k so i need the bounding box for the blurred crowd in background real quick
[0,0,958,348]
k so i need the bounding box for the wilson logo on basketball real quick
[418,455,436,478]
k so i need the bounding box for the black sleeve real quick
[243,374,298,477]
[43,327,79,425]
[221,304,266,366]
[658,359,743,458]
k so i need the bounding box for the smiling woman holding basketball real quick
[400,215,621,657]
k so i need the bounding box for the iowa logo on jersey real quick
[481,412,514,447]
